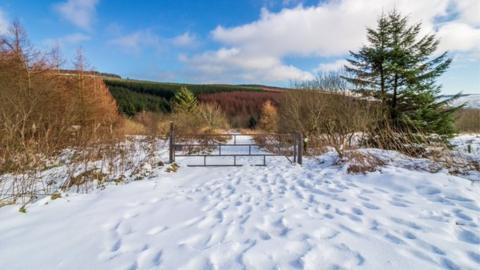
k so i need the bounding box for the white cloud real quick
[185,0,480,83]
[43,33,91,47]
[314,59,349,73]
[110,30,201,54]
[109,30,162,52]
[172,32,196,47]
[212,0,455,58]
[452,0,480,26]
[437,22,480,53]
[54,0,99,29]
[181,47,313,83]
[0,9,9,35]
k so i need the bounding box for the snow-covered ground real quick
[0,136,479,270]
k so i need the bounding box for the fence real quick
[168,123,303,167]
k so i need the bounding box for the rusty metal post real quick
[297,133,303,165]
[169,122,175,163]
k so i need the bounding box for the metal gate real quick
[168,123,303,167]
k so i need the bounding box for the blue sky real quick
[0,0,479,94]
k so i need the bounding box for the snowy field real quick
[0,136,479,270]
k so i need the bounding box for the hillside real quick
[103,78,287,116]
[450,94,480,109]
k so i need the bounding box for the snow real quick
[449,94,480,109]
[451,134,480,157]
[0,136,479,270]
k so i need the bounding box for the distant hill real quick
[58,69,121,79]
[449,94,480,109]
[103,78,290,116]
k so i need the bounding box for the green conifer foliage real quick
[344,10,462,138]
[172,86,198,113]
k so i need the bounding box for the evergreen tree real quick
[248,116,257,129]
[344,10,461,137]
[172,86,197,113]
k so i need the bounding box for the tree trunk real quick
[380,65,385,104]
[391,73,398,125]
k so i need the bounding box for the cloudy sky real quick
[1,0,479,94]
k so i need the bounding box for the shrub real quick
[455,109,480,133]
[197,103,229,131]
[258,100,278,132]
[120,118,148,135]
[340,151,385,174]
[169,111,201,135]
[0,24,118,173]
[198,91,282,128]
[278,90,378,157]
[0,23,125,203]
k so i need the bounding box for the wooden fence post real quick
[297,132,303,165]
[169,122,175,163]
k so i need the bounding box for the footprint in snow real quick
[452,209,473,222]
[179,256,214,270]
[362,202,380,210]
[123,211,140,219]
[442,258,462,270]
[403,231,416,239]
[384,233,405,245]
[390,217,422,231]
[467,251,480,265]
[390,200,409,207]
[351,207,364,216]
[136,248,162,268]
[146,226,168,235]
[457,229,480,244]
[117,222,133,235]
[178,233,213,250]
[312,227,340,239]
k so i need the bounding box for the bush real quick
[278,90,378,157]
[0,23,121,173]
[198,91,281,128]
[455,109,480,133]
[258,100,278,132]
[197,103,229,131]
[340,151,385,174]
[0,23,134,204]
[119,118,148,135]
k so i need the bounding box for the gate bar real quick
[169,122,175,163]
[169,124,302,166]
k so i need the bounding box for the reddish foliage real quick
[198,91,283,127]
[198,91,282,117]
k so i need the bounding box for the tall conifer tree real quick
[172,86,197,113]
[344,10,461,137]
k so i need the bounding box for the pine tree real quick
[344,14,391,102]
[248,116,257,129]
[172,86,197,113]
[344,10,461,137]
